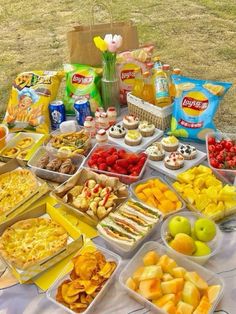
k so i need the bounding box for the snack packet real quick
[169,75,232,142]
[3,71,63,134]
[117,45,155,104]
[63,64,102,115]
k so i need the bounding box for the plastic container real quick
[161,211,223,265]
[206,131,236,185]
[165,168,236,221]
[47,245,121,314]
[28,147,85,183]
[97,199,163,258]
[84,143,148,185]
[119,241,224,314]
[130,176,186,217]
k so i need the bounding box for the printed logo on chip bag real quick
[182,91,208,116]
[119,64,140,86]
[72,73,93,85]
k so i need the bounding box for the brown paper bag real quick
[67,3,139,66]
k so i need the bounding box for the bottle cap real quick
[173,68,181,74]
[162,64,170,70]
[143,71,150,78]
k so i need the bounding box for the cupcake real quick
[138,121,155,137]
[123,115,139,130]
[124,130,142,146]
[96,129,108,143]
[145,143,165,161]
[178,144,197,160]
[164,152,184,170]
[109,124,126,139]
[161,136,179,152]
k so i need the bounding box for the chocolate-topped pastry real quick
[109,124,126,139]
[37,154,50,169]
[59,159,77,174]
[177,144,197,160]
[46,158,62,171]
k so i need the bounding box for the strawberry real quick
[118,149,127,158]
[97,157,105,164]
[116,158,129,168]
[106,155,118,165]
[98,163,107,171]
[127,154,139,164]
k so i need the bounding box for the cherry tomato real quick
[208,137,216,145]
[224,141,233,150]
[208,145,215,152]
[215,144,223,152]
[210,159,220,168]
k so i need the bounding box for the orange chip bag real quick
[3,71,64,134]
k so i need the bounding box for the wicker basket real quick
[127,92,173,131]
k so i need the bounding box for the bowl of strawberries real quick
[85,144,148,184]
[206,132,236,184]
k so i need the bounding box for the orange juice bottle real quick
[142,71,154,104]
[153,65,171,107]
[163,64,175,102]
[132,68,144,98]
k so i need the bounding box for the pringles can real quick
[49,100,66,129]
[74,98,91,126]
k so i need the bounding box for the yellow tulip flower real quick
[93,36,108,52]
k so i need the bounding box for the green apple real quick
[194,218,216,242]
[168,215,191,237]
[193,241,212,256]
[191,228,198,240]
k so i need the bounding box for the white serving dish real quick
[47,245,121,314]
[147,142,207,180]
[119,241,224,314]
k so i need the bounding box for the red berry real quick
[98,163,107,171]
[208,137,216,145]
[208,145,215,153]
[97,157,105,164]
[116,158,129,168]
[215,144,223,152]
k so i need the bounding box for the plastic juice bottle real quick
[132,68,144,98]
[153,56,162,70]
[142,71,154,104]
[153,65,171,107]
[163,64,175,102]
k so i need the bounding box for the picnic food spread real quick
[0,30,235,314]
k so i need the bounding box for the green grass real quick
[0,0,235,130]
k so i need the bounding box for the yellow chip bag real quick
[3,71,64,134]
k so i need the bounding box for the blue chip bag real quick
[169,75,232,142]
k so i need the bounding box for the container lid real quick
[173,68,181,74]
[162,64,170,70]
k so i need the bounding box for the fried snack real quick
[37,153,50,169]
[16,137,34,149]
[1,147,20,158]
[56,251,116,313]
[0,217,68,269]
[48,130,90,156]
[46,158,62,171]
[0,169,38,215]
[59,159,76,175]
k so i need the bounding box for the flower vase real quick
[101,56,120,116]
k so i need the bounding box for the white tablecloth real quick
[0,143,236,314]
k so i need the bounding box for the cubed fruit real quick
[142,188,153,198]
[175,201,183,210]
[176,301,194,314]
[153,179,168,192]
[139,278,162,300]
[184,272,208,291]
[132,266,144,284]
[193,296,211,314]
[126,277,137,291]
[162,273,174,281]
[139,265,163,281]
[143,251,159,266]
[152,187,164,200]
[175,291,182,304]
[172,267,187,278]
[164,190,179,202]
[161,300,176,314]
[159,200,176,213]
[153,294,176,307]
[182,281,200,309]
[157,255,177,273]
[205,285,221,304]
[161,278,183,294]
[173,181,184,193]
[135,183,147,194]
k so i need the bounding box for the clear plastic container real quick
[84,143,148,184]
[97,199,163,258]
[28,147,85,183]
[119,241,224,314]
[161,211,223,265]
[130,176,186,217]
[206,131,236,185]
[47,245,121,314]
[0,124,9,150]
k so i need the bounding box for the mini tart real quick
[96,129,108,143]
[17,150,29,160]
[123,115,139,130]
[145,143,165,161]
[178,144,197,160]
[109,124,126,138]
[164,152,184,170]
[124,130,142,146]
[16,137,34,149]
[161,136,179,152]
[2,147,20,158]
[138,121,155,137]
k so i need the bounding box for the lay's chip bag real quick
[63,64,102,115]
[169,75,232,141]
[3,71,64,134]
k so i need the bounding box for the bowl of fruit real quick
[161,212,223,265]
[206,132,236,184]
